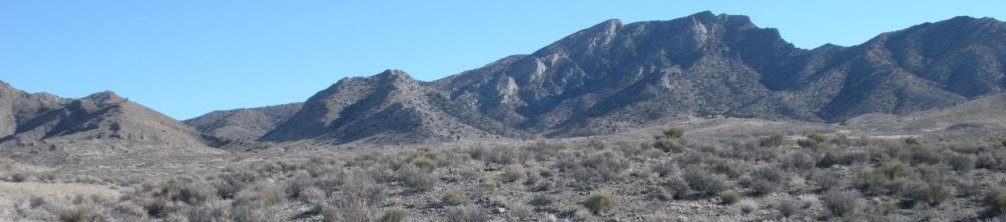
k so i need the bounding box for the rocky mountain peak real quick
[82,91,125,105]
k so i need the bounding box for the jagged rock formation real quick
[184,103,303,141]
[0,83,219,158]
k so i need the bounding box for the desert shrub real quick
[665,177,691,199]
[817,152,839,168]
[797,139,818,148]
[719,189,741,205]
[653,139,685,153]
[397,164,435,191]
[905,182,951,206]
[187,201,231,222]
[905,137,921,146]
[651,160,677,177]
[379,208,409,222]
[235,182,284,208]
[811,171,842,191]
[342,176,387,207]
[469,147,526,165]
[663,128,684,139]
[749,179,777,196]
[579,152,629,182]
[751,167,787,184]
[708,159,744,178]
[57,204,109,222]
[176,180,217,205]
[411,157,437,173]
[738,200,758,214]
[781,152,815,172]
[481,176,499,189]
[500,164,524,183]
[8,173,27,182]
[298,186,326,203]
[947,154,976,171]
[683,167,728,195]
[909,146,943,165]
[986,187,1006,214]
[446,205,488,222]
[442,191,463,206]
[644,214,679,222]
[507,203,534,220]
[524,169,541,186]
[808,133,827,143]
[759,133,786,147]
[777,199,803,218]
[583,190,617,215]
[321,201,373,222]
[529,194,554,206]
[587,139,606,150]
[823,190,860,217]
[29,196,45,208]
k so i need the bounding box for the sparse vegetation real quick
[4,126,1004,221]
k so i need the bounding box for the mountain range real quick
[2,11,1004,150]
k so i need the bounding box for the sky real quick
[1,1,1003,120]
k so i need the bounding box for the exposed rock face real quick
[184,103,303,141]
[254,12,1006,144]
[0,85,218,158]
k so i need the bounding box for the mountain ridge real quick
[4,12,1003,146]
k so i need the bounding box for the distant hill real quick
[184,103,302,141]
[0,82,220,159]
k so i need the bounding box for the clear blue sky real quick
[1,1,1002,120]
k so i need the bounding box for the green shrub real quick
[583,190,617,215]
[719,189,741,205]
